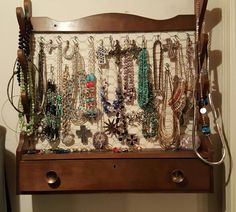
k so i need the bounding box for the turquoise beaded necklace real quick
[138,48,149,108]
[138,47,158,138]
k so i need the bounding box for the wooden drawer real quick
[18,158,213,193]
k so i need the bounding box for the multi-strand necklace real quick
[158,65,180,149]
[138,47,158,138]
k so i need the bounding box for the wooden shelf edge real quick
[20,149,210,161]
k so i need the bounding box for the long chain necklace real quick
[153,38,163,92]
[182,34,195,114]
[159,65,180,149]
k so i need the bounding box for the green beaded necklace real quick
[138,48,149,108]
[138,47,158,138]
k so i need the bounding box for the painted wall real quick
[0,0,231,212]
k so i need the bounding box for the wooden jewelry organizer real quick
[16,0,213,194]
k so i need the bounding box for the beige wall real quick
[0,0,233,212]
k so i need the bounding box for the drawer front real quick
[18,159,213,193]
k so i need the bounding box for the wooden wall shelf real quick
[16,0,213,194]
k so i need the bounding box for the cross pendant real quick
[109,40,123,65]
[76,125,92,145]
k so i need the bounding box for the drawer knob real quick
[46,170,58,185]
[171,170,185,184]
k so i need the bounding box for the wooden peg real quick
[21,91,30,122]
[17,49,27,70]
[16,7,25,34]
[195,0,208,37]
[24,0,32,18]
[17,49,29,90]
[199,33,208,70]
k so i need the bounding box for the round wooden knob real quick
[171,170,185,184]
[46,170,58,185]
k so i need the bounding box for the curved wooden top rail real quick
[31,13,196,33]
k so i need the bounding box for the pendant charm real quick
[62,133,75,146]
[96,41,108,65]
[93,132,108,149]
[76,125,92,145]
[126,134,139,147]
[104,119,118,137]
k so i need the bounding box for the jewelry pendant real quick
[93,132,108,149]
[104,119,118,137]
[76,125,92,145]
[163,38,179,61]
[96,41,108,65]
[62,133,75,146]
[126,134,139,147]
[109,40,123,65]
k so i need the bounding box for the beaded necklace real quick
[42,74,61,142]
[85,36,97,118]
[138,48,149,108]
[36,39,46,114]
[18,61,35,136]
[101,40,124,114]
[138,46,158,138]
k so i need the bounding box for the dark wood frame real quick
[16,0,213,194]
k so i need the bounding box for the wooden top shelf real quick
[31,13,196,33]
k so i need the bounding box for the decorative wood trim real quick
[31,14,196,33]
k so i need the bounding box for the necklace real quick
[158,64,180,150]
[122,38,137,104]
[42,73,61,142]
[18,60,35,136]
[182,34,195,114]
[93,68,109,149]
[85,36,97,118]
[61,65,75,145]
[138,48,149,108]
[138,46,158,138]
[153,38,163,92]
[168,40,187,117]
[142,86,158,139]
[101,40,124,114]
[36,38,46,114]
